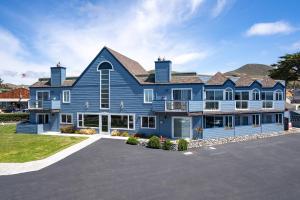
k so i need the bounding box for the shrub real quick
[79,128,96,135]
[178,139,188,151]
[121,131,129,137]
[133,133,145,138]
[0,113,29,122]
[147,136,161,149]
[60,125,76,133]
[126,136,139,145]
[111,130,120,136]
[147,134,159,139]
[162,139,173,150]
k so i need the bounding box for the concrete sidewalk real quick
[0,134,101,176]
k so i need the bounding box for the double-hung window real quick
[62,90,70,103]
[275,90,283,101]
[262,91,273,108]
[141,116,156,129]
[252,114,260,126]
[61,113,72,124]
[205,90,223,110]
[275,113,283,124]
[252,89,260,100]
[144,89,153,103]
[225,88,233,100]
[235,91,249,109]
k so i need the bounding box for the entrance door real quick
[172,117,192,138]
[100,115,109,134]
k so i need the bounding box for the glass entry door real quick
[172,117,191,138]
[100,115,109,135]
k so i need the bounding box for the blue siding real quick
[155,61,171,83]
[51,67,66,86]
[203,128,235,139]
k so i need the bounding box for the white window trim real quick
[251,89,260,101]
[275,113,283,124]
[36,113,50,124]
[36,90,50,100]
[224,88,233,101]
[274,89,283,101]
[60,113,73,124]
[203,89,223,111]
[171,116,192,139]
[97,61,113,110]
[77,112,100,129]
[235,90,250,110]
[171,88,193,101]
[224,115,234,129]
[62,90,71,103]
[140,115,156,129]
[143,89,154,104]
[252,114,260,127]
[110,113,135,130]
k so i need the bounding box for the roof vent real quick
[56,62,62,67]
[157,56,162,61]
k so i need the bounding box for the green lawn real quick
[0,124,86,163]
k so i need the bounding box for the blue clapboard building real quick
[17,47,285,139]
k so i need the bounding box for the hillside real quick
[225,64,273,78]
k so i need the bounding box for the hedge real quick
[0,113,29,122]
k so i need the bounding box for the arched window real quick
[97,61,113,109]
[225,88,233,100]
[275,90,283,101]
[252,89,260,101]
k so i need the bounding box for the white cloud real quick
[212,0,227,18]
[173,52,208,65]
[0,0,212,84]
[290,41,300,51]
[246,21,295,36]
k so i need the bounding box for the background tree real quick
[269,52,300,89]
[0,77,3,85]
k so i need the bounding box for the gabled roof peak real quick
[206,72,228,85]
[235,74,254,87]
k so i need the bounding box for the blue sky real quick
[0,0,300,84]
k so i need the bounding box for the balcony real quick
[28,100,61,111]
[152,100,203,113]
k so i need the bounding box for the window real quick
[60,113,72,124]
[275,90,283,101]
[144,89,154,103]
[275,113,283,124]
[37,114,49,124]
[205,90,223,110]
[225,88,233,100]
[205,116,223,128]
[172,89,192,100]
[224,115,233,128]
[262,91,273,108]
[62,90,70,103]
[141,116,156,129]
[252,89,260,100]
[252,114,260,126]
[111,114,134,130]
[77,114,99,128]
[235,115,249,126]
[37,91,50,101]
[100,69,110,109]
[235,91,249,109]
[262,114,273,124]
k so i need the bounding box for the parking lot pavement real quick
[1,133,300,200]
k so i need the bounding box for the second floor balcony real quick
[28,100,61,111]
[152,100,285,113]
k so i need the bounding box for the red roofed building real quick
[0,88,29,112]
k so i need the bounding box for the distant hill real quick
[225,64,273,78]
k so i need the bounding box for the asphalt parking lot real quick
[1,133,300,200]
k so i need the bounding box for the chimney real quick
[51,62,66,86]
[155,57,172,83]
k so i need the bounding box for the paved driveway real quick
[1,134,300,200]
